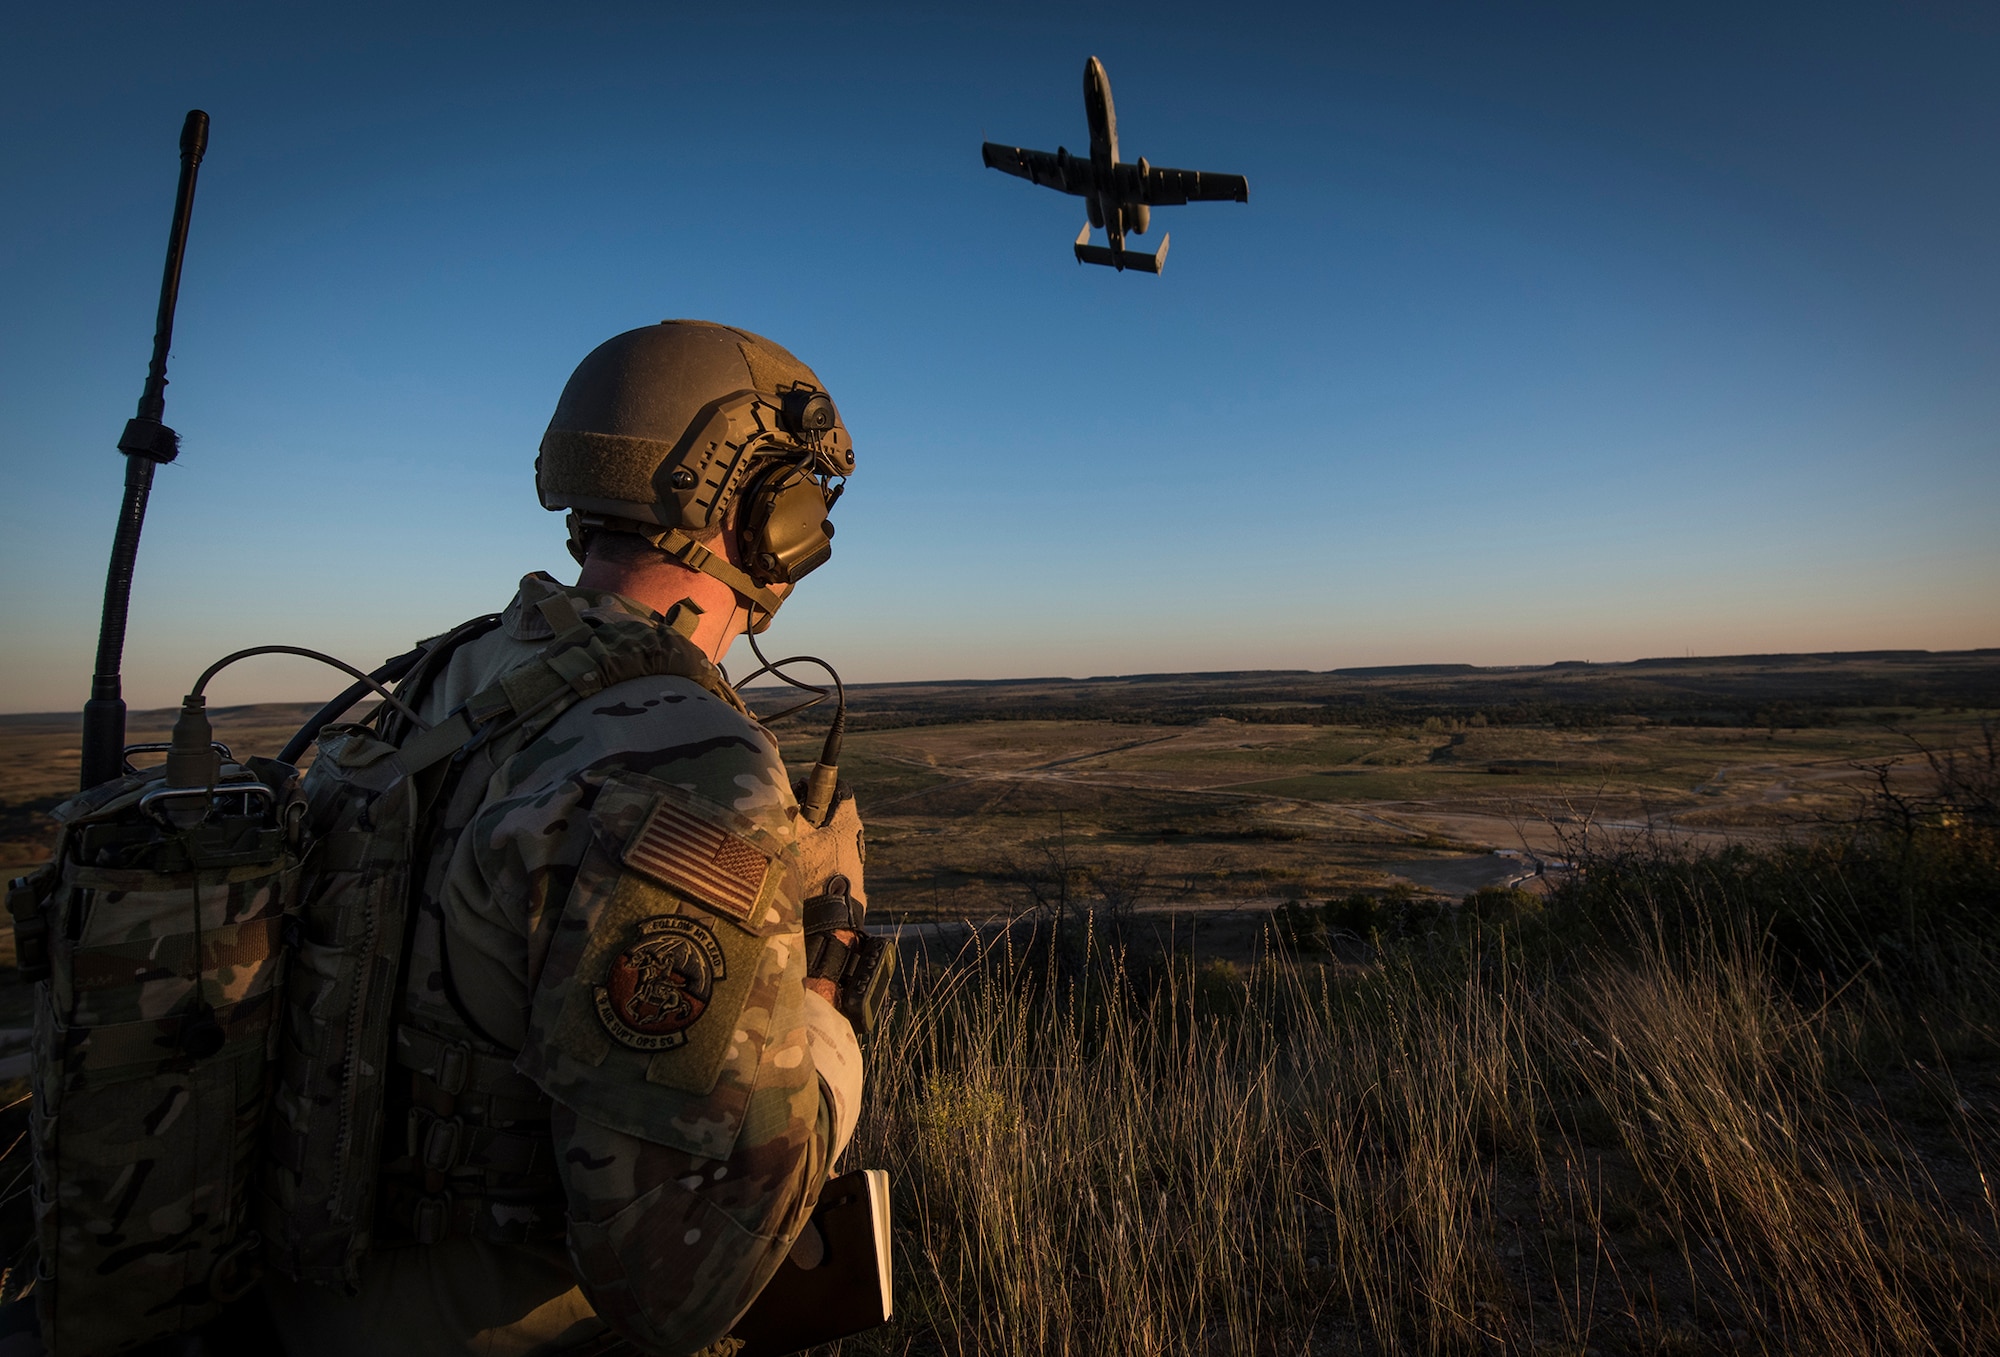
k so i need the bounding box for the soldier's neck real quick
[575,552,747,664]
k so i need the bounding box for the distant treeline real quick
[837,699,1948,733]
[787,652,2000,734]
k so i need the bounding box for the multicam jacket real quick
[264,574,865,1357]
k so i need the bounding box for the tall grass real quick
[843,824,2000,1355]
[1560,937,1994,1354]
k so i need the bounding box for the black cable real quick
[370,613,504,750]
[743,631,848,823]
[190,645,428,726]
[741,631,845,725]
[750,691,829,724]
[272,612,503,764]
[276,646,425,765]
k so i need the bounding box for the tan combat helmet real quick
[536,320,855,631]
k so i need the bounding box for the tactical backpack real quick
[8,596,742,1354]
[7,755,304,1354]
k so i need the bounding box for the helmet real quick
[536,321,855,630]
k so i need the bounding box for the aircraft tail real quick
[1073,224,1168,274]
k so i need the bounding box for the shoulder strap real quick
[457,611,745,747]
[371,612,507,749]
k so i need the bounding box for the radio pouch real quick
[9,757,303,1357]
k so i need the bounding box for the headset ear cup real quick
[741,466,836,586]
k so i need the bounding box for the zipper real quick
[327,788,404,1221]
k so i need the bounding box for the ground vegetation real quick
[844,732,2000,1355]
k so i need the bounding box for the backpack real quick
[7,754,305,1355]
[9,594,731,1353]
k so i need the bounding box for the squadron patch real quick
[622,796,776,924]
[595,916,729,1051]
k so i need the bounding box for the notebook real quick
[733,1168,894,1356]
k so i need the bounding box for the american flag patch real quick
[623,797,775,924]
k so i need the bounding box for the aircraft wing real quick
[1136,165,1249,205]
[981,142,1090,195]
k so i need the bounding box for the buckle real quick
[803,877,856,936]
[421,1114,465,1173]
[8,872,50,981]
[807,933,853,984]
[408,1107,467,1171]
[10,911,48,982]
[412,1193,451,1246]
[434,1040,471,1096]
[839,933,896,1036]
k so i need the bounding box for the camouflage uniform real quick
[265,574,865,1357]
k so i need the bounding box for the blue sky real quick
[2,1,1995,713]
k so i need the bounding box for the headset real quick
[560,385,852,633]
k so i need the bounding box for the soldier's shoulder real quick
[518,673,796,840]
[514,674,815,1155]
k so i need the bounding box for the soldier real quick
[264,321,870,1356]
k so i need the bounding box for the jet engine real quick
[1126,202,1150,235]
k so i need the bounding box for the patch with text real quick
[595,915,728,1051]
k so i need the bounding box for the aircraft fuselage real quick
[1085,56,1122,245]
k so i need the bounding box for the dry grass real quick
[1561,939,1997,1354]
[841,899,2000,1355]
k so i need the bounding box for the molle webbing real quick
[473,607,749,726]
[371,1026,565,1247]
[259,735,422,1285]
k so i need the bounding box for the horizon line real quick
[4,645,1996,721]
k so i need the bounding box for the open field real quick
[801,712,1985,920]
[5,650,1996,916]
[765,650,1999,926]
[1,651,1989,1019]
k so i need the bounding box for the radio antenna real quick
[79,110,210,788]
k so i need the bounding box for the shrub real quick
[1272,901,1328,951]
[1324,890,1379,938]
[1461,884,1543,926]
[1192,957,1249,1017]
[1541,729,2000,1001]
[1546,825,2000,1002]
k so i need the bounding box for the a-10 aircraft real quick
[982,55,1249,274]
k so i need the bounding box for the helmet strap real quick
[565,512,786,633]
[655,529,786,635]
